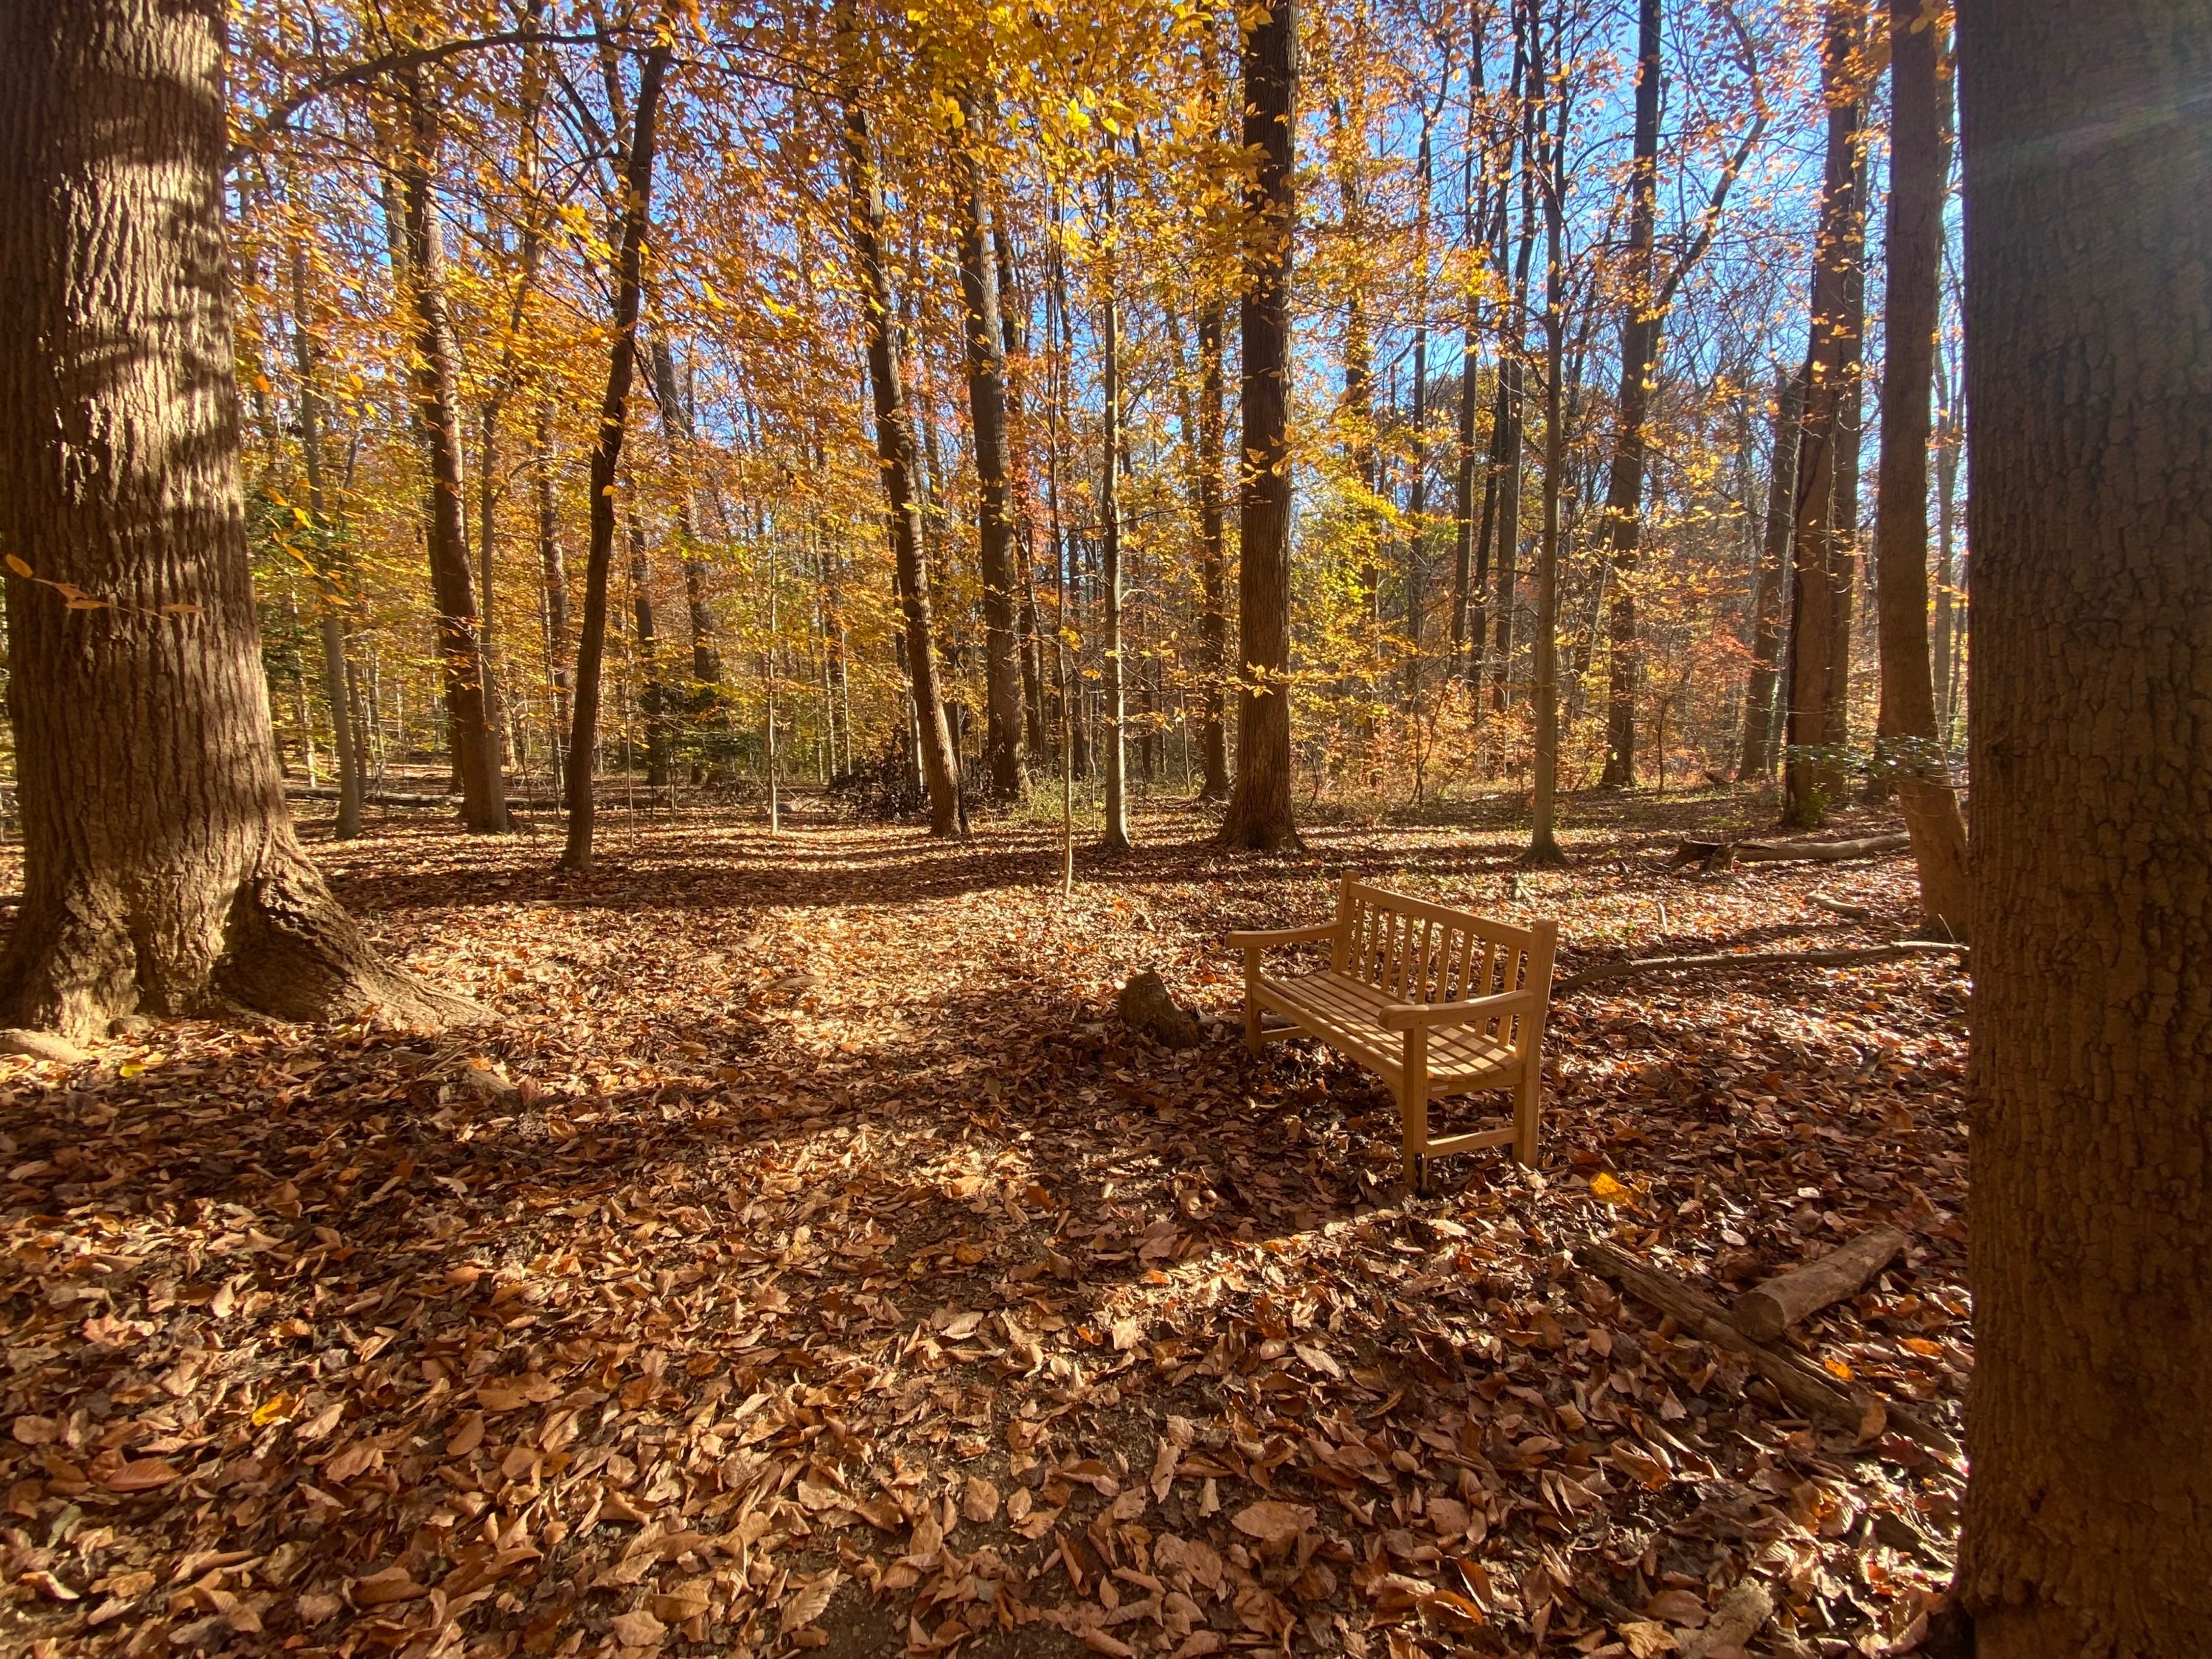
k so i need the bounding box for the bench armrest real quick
[1225,922,1343,950]
[1379,988,1543,1031]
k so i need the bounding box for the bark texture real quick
[1219,0,1300,852]
[1782,0,1867,827]
[0,0,467,1037]
[1596,0,1661,789]
[1956,0,2212,1651]
[952,103,1027,803]
[1871,0,1970,939]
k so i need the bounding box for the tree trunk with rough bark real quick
[1955,1,2212,1651]
[1739,368,1804,779]
[1872,0,1970,940]
[560,44,669,873]
[953,100,1027,803]
[1782,0,1866,828]
[1220,0,1300,852]
[1598,0,1661,789]
[395,74,507,834]
[0,0,469,1037]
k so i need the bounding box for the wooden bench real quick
[1227,875,1559,1191]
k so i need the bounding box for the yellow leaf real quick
[1589,1172,1631,1204]
[1824,1357,1854,1381]
[252,1392,294,1426]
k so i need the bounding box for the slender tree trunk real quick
[476,399,506,772]
[953,98,1027,803]
[1099,164,1130,850]
[995,226,1049,764]
[559,44,669,873]
[1739,367,1805,779]
[395,74,507,833]
[1403,106,1438,712]
[0,0,467,1035]
[1597,0,1662,788]
[535,402,572,761]
[1955,1,2212,1651]
[1826,136,1870,758]
[1782,0,1867,827]
[648,339,723,700]
[289,238,363,840]
[1220,0,1300,851]
[835,15,960,837]
[1524,29,1567,866]
[1930,372,1960,745]
[625,501,671,790]
[1490,63,1540,714]
[1195,302,1231,800]
[1872,0,1970,939]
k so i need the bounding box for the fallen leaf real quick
[1230,1499,1315,1545]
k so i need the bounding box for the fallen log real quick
[1555,939,1967,994]
[1733,1226,1907,1342]
[1577,1240,1961,1464]
[1672,831,1911,872]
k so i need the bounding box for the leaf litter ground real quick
[0,790,1969,1659]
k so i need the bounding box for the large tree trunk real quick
[559,44,669,873]
[1596,0,1662,790]
[1739,367,1804,779]
[1219,0,1300,852]
[953,101,1028,804]
[1782,0,1867,828]
[1955,0,2212,1651]
[0,0,467,1037]
[1871,0,1970,940]
[395,75,508,834]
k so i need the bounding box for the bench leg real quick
[1400,1032,1430,1196]
[1512,1062,1541,1167]
[1242,950,1263,1054]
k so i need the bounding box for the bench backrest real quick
[1333,875,1558,1051]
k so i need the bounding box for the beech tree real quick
[1955,0,2212,1649]
[0,0,465,1037]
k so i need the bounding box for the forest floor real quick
[0,786,1972,1659]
